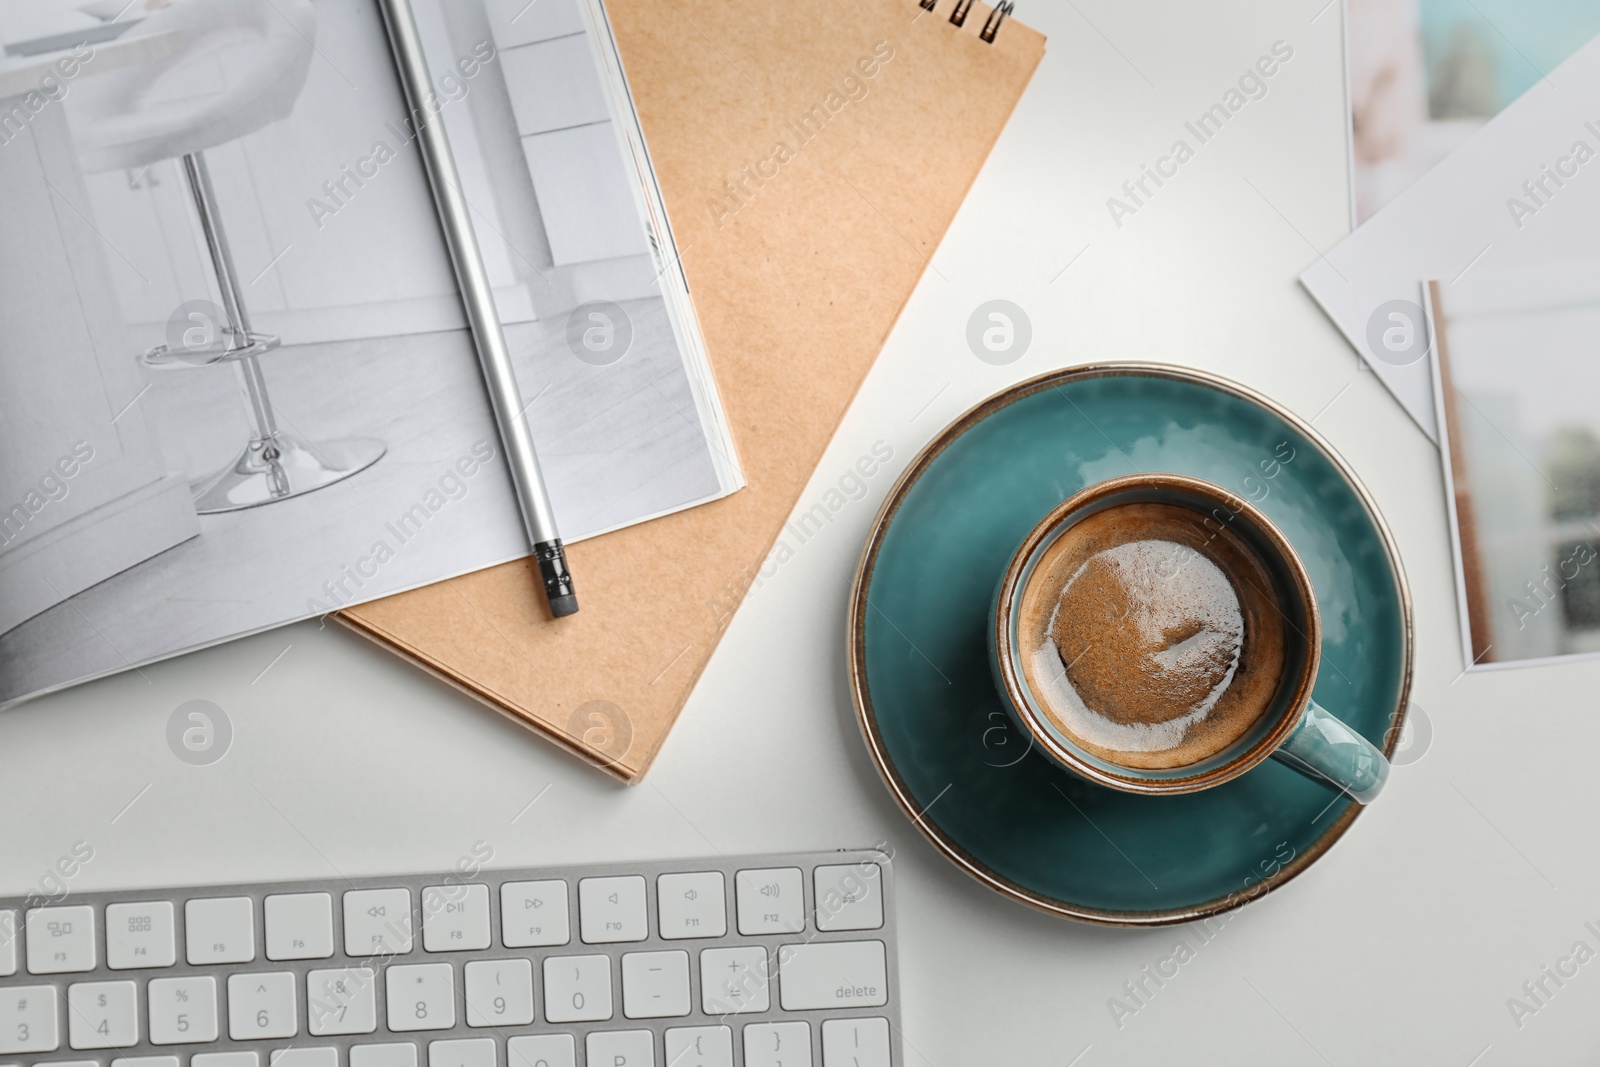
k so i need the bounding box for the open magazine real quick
[0,0,740,706]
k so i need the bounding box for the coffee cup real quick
[989,472,1389,802]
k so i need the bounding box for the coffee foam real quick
[1017,502,1286,770]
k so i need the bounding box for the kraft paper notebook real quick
[338,0,1045,781]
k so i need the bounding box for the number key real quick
[463,959,533,1027]
[541,955,611,1023]
[68,981,138,1049]
[148,976,218,1045]
[384,963,454,1032]
[306,967,377,1036]
[226,972,297,1040]
[0,985,58,1053]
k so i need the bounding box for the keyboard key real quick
[349,1045,416,1067]
[743,1021,809,1067]
[422,885,490,952]
[265,894,334,961]
[506,1036,573,1067]
[0,985,59,1052]
[734,869,804,935]
[306,967,377,1036]
[665,1025,732,1067]
[499,881,568,948]
[813,862,884,931]
[192,1053,258,1067]
[226,972,297,1040]
[656,873,725,940]
[698,947,769,1015]
[106,902,177,969]
[778,941,887,1010]
[0,911,17,976]
[270,1050,336,1067]
[186,899,255,965]
[148,976,218,1044]
[584,1031,651,1067]
[67,981,138,1049]
[578,876,647,944]
[463,959,534,1027]
[39,1060,99,1067]
[621,950,690,1019]
[385,963,454,1032]
[344,890,413,956]
[821,1017,891,1067]
[112,1057,178,1067]
[26,907,96,973]
[427,1038,493,1067]
[541,955,611,1022]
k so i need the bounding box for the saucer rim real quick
[847,361,1414,927]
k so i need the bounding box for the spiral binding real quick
[917,0,1016,43]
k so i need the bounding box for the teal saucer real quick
[848,364,1412,926]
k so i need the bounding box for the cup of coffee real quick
[989,473,1389,802]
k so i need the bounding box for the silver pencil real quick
[376,0,577,617]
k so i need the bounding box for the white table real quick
[4,1,1591,1062]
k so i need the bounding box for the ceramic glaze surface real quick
[852,366,1410,923]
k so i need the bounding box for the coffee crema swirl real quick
[1017,502,1286,770]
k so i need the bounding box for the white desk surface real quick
[5,1,1593,1062]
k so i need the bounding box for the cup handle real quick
[1269,698,1390,804]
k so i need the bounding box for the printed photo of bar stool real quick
[70,0,385,513]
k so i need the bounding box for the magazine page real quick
[0,0,738,706]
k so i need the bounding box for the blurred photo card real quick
[1305,32,1600,439]
[1344,0,1600,223]
[1428,269,1600,668]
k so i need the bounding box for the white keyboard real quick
[0,850,898,1067]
